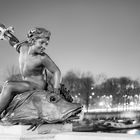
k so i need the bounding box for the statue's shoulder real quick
[16,40,29,53]
[18,40,29,47]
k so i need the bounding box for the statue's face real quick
[31,38,49,53]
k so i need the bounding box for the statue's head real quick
[27,27,51,45]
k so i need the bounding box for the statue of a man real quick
[0,24,62,118]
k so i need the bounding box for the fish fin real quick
[27,124,39,131]
[27,118,44,131]
[27,125,35,131]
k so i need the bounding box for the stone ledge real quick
[0,134,55,140]
[0,132,140,140]
[0,125,140,140]
[0,123,72,135]
[55,132,140,140]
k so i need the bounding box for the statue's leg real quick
[0,81,37,116]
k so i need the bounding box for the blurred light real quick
[99,102,104,106]
[135,94,138,98]
[89,96,92,99]
[127,129,140,135]
[109,95,112,98]
[121,111,136,118]
[130,102,134,106]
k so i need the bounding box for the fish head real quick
[32,90,82,123]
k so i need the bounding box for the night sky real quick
[0,0,140,82]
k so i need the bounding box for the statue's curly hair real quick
[27,27,51,45]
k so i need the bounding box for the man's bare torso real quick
[19,44,46,88]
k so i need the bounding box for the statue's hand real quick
[0,23,7,40]
[59,84,73,103]
[0,23,14,40]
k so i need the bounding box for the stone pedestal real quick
[0,129,140,140]
[0,123,72,135]
[0,123,72,140]
[55,132,140,140]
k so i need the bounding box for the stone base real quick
[0,124,140,140]
[55,132,140,140]
[0,134,55,140]
[0,132,140,140]
[0,123,72,135]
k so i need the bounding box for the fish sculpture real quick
[1,89,82,130]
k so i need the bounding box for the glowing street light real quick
[89,95,92,99]
[78,93,81,96]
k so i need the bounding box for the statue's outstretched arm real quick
[0,23,21,52]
